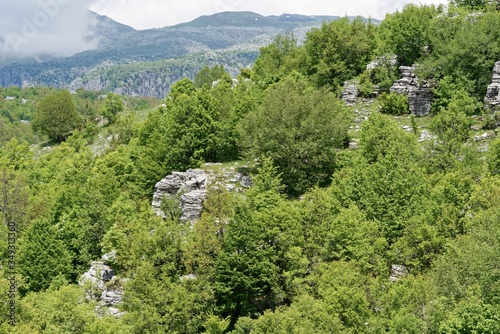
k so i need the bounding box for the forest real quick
[2,1,500,333]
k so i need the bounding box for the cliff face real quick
[0,65,33,88]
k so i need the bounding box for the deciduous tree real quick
[32,90,80,142]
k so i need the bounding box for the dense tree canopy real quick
[4,3,500,332]
[303,17,377,91]
[239,74,350,194]
[32,89,80,142]
[376,4,440,66]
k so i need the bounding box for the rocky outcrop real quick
[390,264,409,282]
[484,61,500,109]
[391,66,432,117]
[408,86,433,117]
[390,66,416,94]
[366,54,398,71]
[152,167,251,223]
[79,251,126,317]
[180,190,207,222]
[342,83,359,106]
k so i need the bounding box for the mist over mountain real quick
[0,0,98,62]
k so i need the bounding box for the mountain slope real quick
[0,11,377,98]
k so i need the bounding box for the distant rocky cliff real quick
[0,11,349,98]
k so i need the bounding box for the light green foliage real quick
[488,136,500,175]
[239,74,350,194]
[0,166,29,230]
[32,89,80,142]
[231,295,343,333]
[390,216,446,272]
[14,284,129,333]
[123,262,214,333]
[252,32,301,86]
[186,173,233,278]
[325,206,385,272]
[432,205,500,304]
[304,17,377,91]
[299,187,341,263]
[133,77,242,195]
[428,172,475,237]
[422,9,500,98]
[373,275,438,333]
[377,4,440,66]
[359,112,417,163]
[194,65,231,88]
[425,88,478,173]
[431,76,460,114]
[17,219,72,293]
[360,152,429,241]
[214,159,304,325]
[359,56,400,95]
[313,262,371,330]
[430,93,472,151]
[100,93,124,125]
[203,314,230,334]
[439,296,500,334]
[379,92,410,115]
[164,82,220,168]
[334,114,429,242]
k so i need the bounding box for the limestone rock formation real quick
[390,66,416,94]
[391,65,432,116]
[152,168,252,223]
[366,54,398,71]
[485,61,500,109]
[390,264,409,282]
[408,86,433,117]
[342,83,359,106]
[79,251,125,317]
[180,189,207,222]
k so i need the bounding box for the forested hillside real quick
[2,1,500,333]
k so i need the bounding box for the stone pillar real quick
[484,61,500,110]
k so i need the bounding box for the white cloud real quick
[90,0,448,30]
[0,0,97,60]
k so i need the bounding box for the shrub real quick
[379,92,410,115]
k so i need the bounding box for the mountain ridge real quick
[0,11,379,98]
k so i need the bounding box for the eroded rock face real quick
[390,264,409,282]
[152,168,252,223]
[485,61,500,109]
[180,189,207,222]
[342,84,359,106]
[366,54,398,71]
[79,251,125,317]
[391,65,432,117]
[408,86,433,117]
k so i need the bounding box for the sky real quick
[0,0,448,60]
[90,0,449,30]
